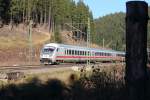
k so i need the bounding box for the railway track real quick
[0,63,76,71]
[0,62,125,72]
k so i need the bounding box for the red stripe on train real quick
[56,56,114,59]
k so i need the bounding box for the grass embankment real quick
[0,25,51,66]
[0,32,49,49]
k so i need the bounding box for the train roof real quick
[44,43,125,54]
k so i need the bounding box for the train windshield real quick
[42,46,56,54]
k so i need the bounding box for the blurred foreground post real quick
[126,1,149,100]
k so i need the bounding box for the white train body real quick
[40,43,125,64]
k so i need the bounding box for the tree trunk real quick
[125,1,149,100]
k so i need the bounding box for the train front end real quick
[40,46,56,65]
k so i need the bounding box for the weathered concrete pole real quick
[126,1,149,100]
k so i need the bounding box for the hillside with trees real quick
[93,12,125,51]
[93,8,150,51]
[0,0,94,43]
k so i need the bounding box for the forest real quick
[93,12,125,51]
[94,8,150,51]
[0,0,93,42]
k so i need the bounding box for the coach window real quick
[101,52,103,56]
[78,51,80,55]
[84,51,86,56]
[95,52,97,56]
[64,50,66,55]
[92,52,94,56]
[72,50,73,55]
[72,50,74,55]
[67,50,69,55]
[75,50,77,55]
[70,50,72,55]
[69,50,71,55]
[88,51,90,56]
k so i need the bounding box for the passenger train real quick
[40,43,125,65]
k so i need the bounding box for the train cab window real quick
[57,48,59,52]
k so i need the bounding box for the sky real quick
[74,0,150,19]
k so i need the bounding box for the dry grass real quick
[24,68,79,85]
[0,65,128,100]
[0,25,51,66]
[0,32,49,50]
